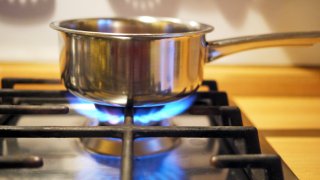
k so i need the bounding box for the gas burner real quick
[81,120,180,156]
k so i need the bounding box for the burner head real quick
[80,120,180,156]
[69,94,196,125]
[81,136,179,156]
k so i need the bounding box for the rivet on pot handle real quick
[207,31,320,62]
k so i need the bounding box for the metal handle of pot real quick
[207,31,320,61]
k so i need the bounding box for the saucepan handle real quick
[207,31,320,62]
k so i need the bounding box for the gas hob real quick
[0,78,297,180]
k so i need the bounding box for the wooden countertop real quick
[234,96,320,180]
[206,65,320,180]
[1,63,320,179]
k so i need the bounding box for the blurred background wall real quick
[0,0,319,65]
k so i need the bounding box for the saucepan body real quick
[51,17,320,107]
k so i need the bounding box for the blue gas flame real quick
[68,97,124,124]
[68,95,196,125]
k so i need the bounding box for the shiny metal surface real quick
[208,31,320,61]
[81,120,179,156]
[0,112,231,180]
[51,17,320,107]
[82,136,179,156]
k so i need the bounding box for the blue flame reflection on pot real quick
[69,94,196,125]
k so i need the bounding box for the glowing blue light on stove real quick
[68,97,124,124]
[68,94,196,125]
[134,95,196,124]
[78,150,186,179]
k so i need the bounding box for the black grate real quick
[0,78,284,180]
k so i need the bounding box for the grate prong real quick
[211,154,284,180]
[0,156,43,169]
[0,105,69,114]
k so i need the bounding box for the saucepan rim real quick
[50,16,214,38]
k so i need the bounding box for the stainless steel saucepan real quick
[50,16,320,107]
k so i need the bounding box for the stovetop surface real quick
[0,113,249,180]
[0,79,297,180]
